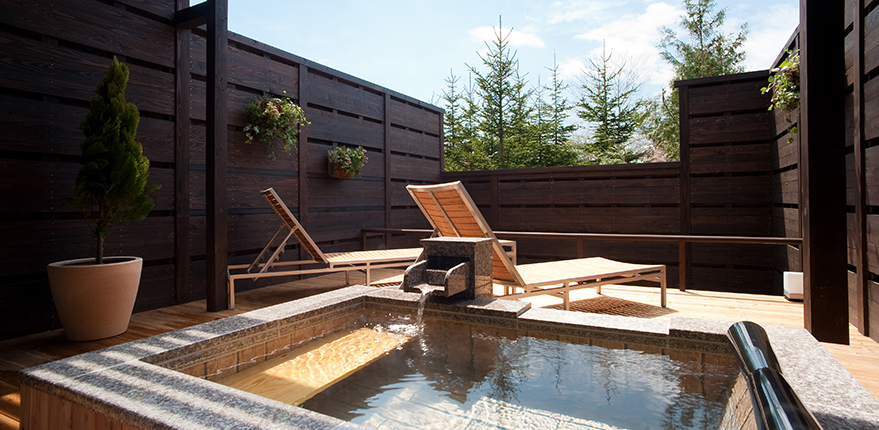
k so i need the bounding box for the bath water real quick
[301,317,739,430]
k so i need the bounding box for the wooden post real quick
[679,240,687,291]
[174,0,191,304]
[852,0,869,336]
[384,93,392,249]
[800,0,848,343]
[677,82,692,292]
[205,0,228,311]
[298,65,309,261]
[490,175,499,228]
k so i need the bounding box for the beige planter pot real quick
[47,256,142,341]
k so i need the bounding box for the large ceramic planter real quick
[47,256,142,341]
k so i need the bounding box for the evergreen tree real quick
[467,17,532,169]
[576,45,648,164]
[546,56,578,148]
[443,71,494,171]
[72,57,159,263]
[520,61,579,167]
[442,71,468,171]
[439,18,580,170]
[648,0,748,160]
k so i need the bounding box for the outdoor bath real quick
[18,284,879,430]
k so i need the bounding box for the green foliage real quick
[576,46,650,164]
[327,145,368,177]
[443,19,578,171]
[762,50,799,112]
[643,90,682,161]
[762,50,800,143]
[647,0,749,161]
[71,57,159,264]
[243,92,309,159]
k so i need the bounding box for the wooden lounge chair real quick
[406,181,666,309]
[226,188,423,308]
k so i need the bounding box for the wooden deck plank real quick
[0,269,876,429]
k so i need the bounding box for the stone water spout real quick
[401,237,494,299]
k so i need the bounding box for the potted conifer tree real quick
[46,57,158,341]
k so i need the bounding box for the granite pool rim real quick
[18,285,879,430]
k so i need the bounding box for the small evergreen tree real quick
[71,57,159,264]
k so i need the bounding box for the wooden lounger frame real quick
[406,181,666,309]
[226,188,422,309]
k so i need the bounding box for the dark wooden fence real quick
[845,0,879,341]
[0,0,442,340]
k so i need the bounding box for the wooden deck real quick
[1,270,877,430]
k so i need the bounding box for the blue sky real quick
[220,0,799,108]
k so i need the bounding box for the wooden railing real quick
[362,228,802,291]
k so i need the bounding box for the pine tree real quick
[468,17,533,169]
[546,56,578,148]
[520,61,579,167]
[439,18,580,170]
[648,0,749,160]
[576,45,648,164]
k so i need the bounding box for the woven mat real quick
[545,295,674,318]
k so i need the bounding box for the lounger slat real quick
[326,248,423,265]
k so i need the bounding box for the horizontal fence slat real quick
[689,112,771,145]
[305,178,386,208]
[389,98,441,131]
[689,143,772,174]
[0,0,175,67]
[307,71,383,119]
[190,34,300,98]
[115,0,176,20]
[772,207,800,238]
[0,32,175,115]
[189,126,300,169]
[771,134,799,170]
[390,127,441,159]
[688,79,771,115]
[493,207,680,235]
[772,169,800,206]
[0,160,174,214]
[691,207,771,236]
[496,178,680,206]
[189,170,298,211]
[0,217,174,276]
[390,154,442,182]
[867,146,879,206]
[691,176,770,205]
[307,109,384,150]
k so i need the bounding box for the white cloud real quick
[547,0,616,24]
[469,26,546,48]
[575,2,681,87]
[739,3,799,70]
[557,58,587,82]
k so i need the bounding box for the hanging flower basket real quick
[326,146,367,179]
[243,92,309,159]
[328,160,357,179]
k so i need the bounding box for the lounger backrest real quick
[262,188,329,264]
[406,181,524,287]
